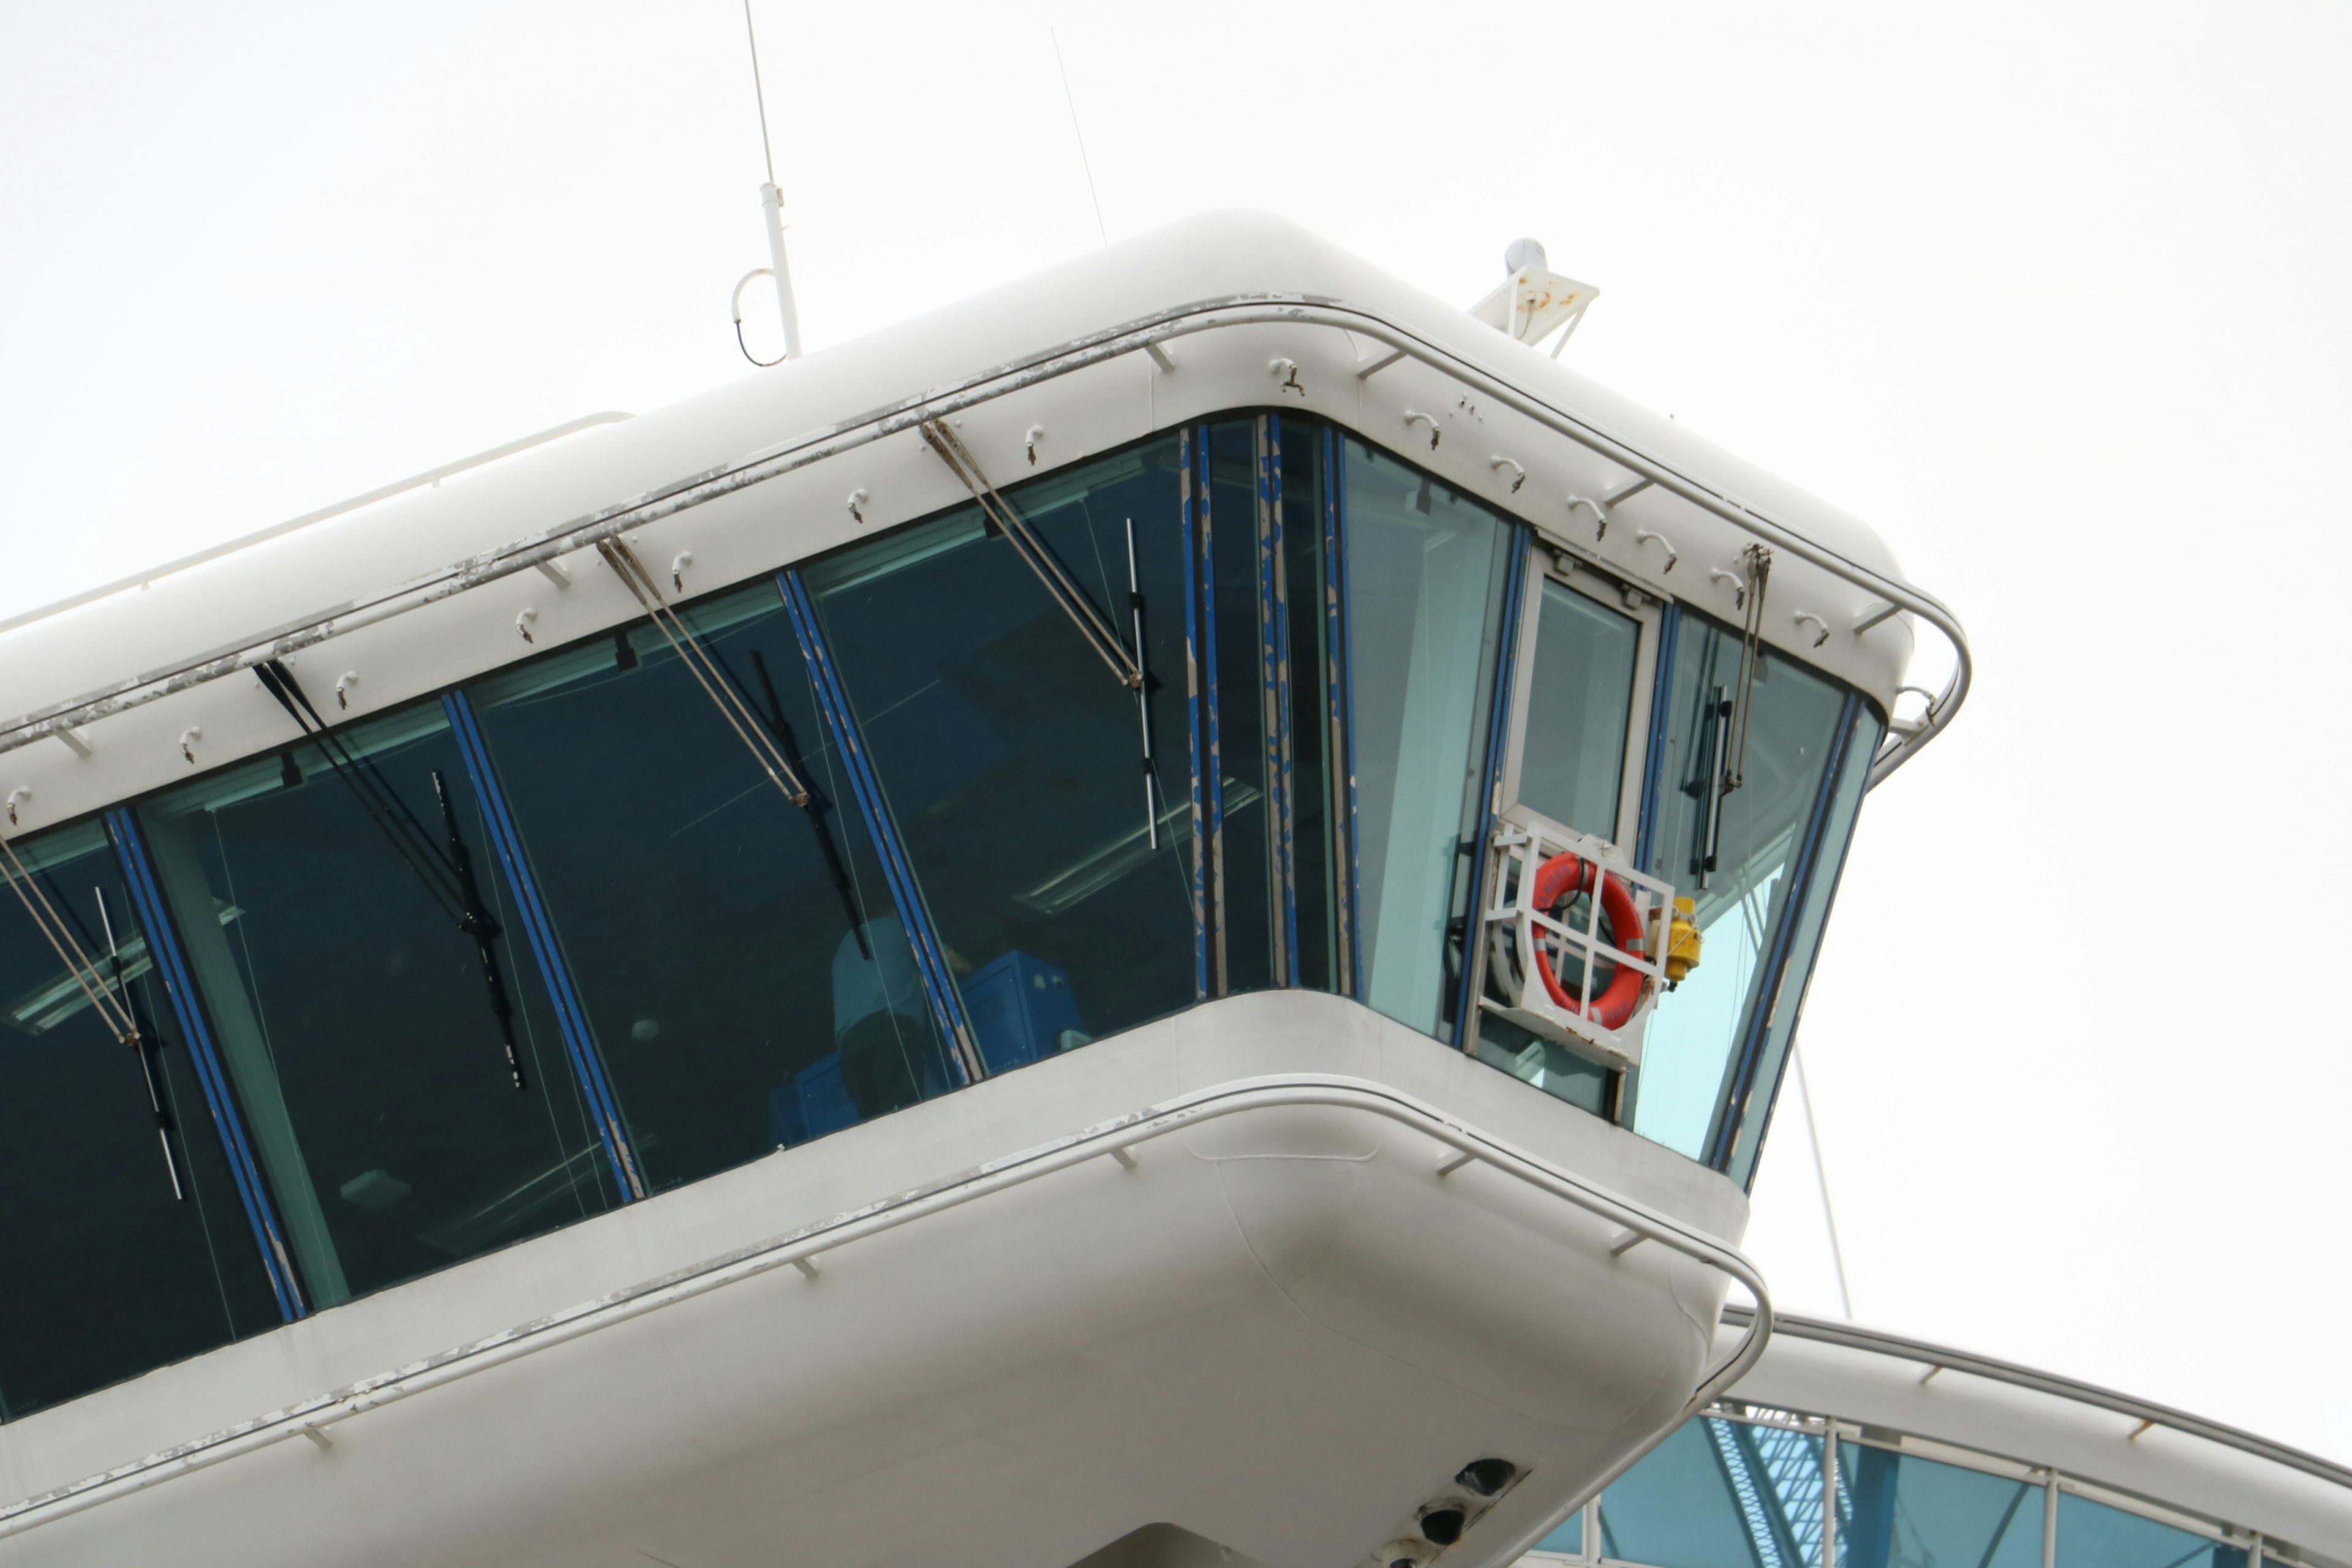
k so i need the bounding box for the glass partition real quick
[1517,578,1643,843]
[136,704,619,1307]
[803,435,1203,1064]
[0,823,281,1416]
[463,585,951,1189]
[1343,435,1514,1038]
[2056,1493,2236,1568]
[1628,617,1858,1163]
[1597,1417,1825,1568]
[1840,1442,2041,1568]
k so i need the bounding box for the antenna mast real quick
[737,1,803,363]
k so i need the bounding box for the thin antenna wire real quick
[1793,1041,1855,1320]
[742,0,777,186]
[1048,26,1108,248]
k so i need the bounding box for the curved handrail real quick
[0,295,1966,793]
[0,1074,1768,1543]
[1722,1306,2352,1494]
[0,412,633,643]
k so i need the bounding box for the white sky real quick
[5,0,2348,1465]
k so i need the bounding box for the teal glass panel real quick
[1839,1442,2040,1568]
[1344,438,1512,1037]
[1630,622,1848,1159]
[1533,1508,1584,1555]
[1518,579,1640,842]
[466,584,949,1185]
[0,823,279,1416]
[2057,1492,2225,1568]
[808,434,1202,1052]
[1724,705,1881,1186]
[1601,1417,1825,1568]
[137,703,617,1307]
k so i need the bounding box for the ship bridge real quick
[0,213,1969,1567]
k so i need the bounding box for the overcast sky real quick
[5,1,2348,1465]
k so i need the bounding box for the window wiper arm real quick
[430,769,529,1093]
[919,419,1144,693]
[746,649,870,957]
[96,887,186,1200]
[255,660,526,1090]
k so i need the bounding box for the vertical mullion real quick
[1180,429,1209,1003]
[1198,427,1228,997]
[104,809,306,1321]
[1258,413,1299,984]
[1633,602,1682,875]
[780,570,982,1084]
[443,692,644,1201]
[1450,526,1532,1048]
[1323,425,1360,999]
[1705,691,1860,1170]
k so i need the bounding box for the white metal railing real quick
[0,1074,1770,1545]
[0,300,1967,795]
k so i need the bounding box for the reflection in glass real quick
[466,586,948,1189]
[809,435,1197,1057]
[138,704,617,1306]
[1278,418,1340,990]
[1518,579,1640,842]
[1840,1442,2041,1568]
[1344,438,1513,1036]
[0,824,281,1416]
[1600,1417,1825,1568]
[1630,620,1849,1160]
[2057,1492,2229,1568]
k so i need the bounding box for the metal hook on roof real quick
[670,551,694,593]
[1563,495,1607,541]
[846,488,869,526]
[515,608,538,644]
[1708,568,1747,609]
[334,672,359,711]
[178,727,202,764]
[1634,530,1678,573]
[1793,611,1831,648]
[1269,358,1305,397]
[1490,456,1526,494]
[5,786,27,827]
[1024,427,1046,466]
[1403,410,1441,450]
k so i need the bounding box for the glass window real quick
[463,585,951,1190]
[1278,417,1341,992]
[805,434,1197,1060]
[137,703,619,1308]
[1600,1417,1825,1568]
[1344,437,1514,1037]
[2057,1491,2227,1568]
[1723,705,1880,1187]
[1839,1442,2041,1568]
[0,823,281,1416]
[1629,620,1852,1161]
[1532,1508,1584,1556]
[1517,578,1642,843]
[1207,419,1278,995]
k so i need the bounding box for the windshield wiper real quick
[255,659,527,1090]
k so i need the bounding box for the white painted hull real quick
[0,994,1751,1568]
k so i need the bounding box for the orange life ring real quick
[1528,852,1646,1029]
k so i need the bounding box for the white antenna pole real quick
[743,1,803,361]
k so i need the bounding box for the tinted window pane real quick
[138,704,617,1306]
[1278,417,1339,991]
[1840,1442,2040,1568]
[2057,1493,2224,1568]
[1602,1417,1828,1568]
[1631,624,1846,1160]
[1532,1508,1583,1555]
[809,435,1195,1058]
[1344,438,1512,1037]
[467,587,949,1188]
[1207,420,1276,994]
[0,823,279,1415]
[1519,579,1640,843]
